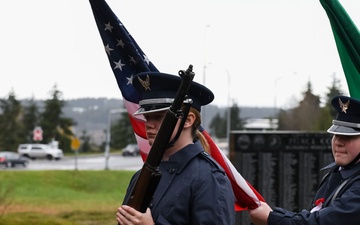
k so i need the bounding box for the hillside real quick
[22,98,276,145]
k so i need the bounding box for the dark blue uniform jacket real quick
[268,161,360,225]
[123,141,235,225]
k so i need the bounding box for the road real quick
[1,154,143,171]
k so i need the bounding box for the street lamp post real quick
[104,108,127,170]
[273,75,284,116]
[226,69,231,146]
[202,25,211,126]
[273,72,297,116]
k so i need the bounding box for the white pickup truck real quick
[17,143,64,160]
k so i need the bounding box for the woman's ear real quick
[184,112,196,128]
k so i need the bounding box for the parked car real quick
[17,143,63,160]
[0,151,29,168]
[122,144,140,156]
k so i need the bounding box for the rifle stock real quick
[124,65,195,213]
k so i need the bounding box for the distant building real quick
[243,118,278,130]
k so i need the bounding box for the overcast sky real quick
[1,0,360,108]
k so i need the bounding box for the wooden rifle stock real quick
[124,65,195,213]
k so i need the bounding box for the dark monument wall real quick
[230,131,333,225]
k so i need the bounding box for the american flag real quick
[89,0,265,210]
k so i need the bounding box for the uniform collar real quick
[321,162,337,170]
[166,141,203,174]
[322,161,360,179]
[340,161,360,179]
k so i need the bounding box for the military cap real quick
[132,72,214,115]
[327,95,360,135]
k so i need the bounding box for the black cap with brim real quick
[327,96,360,136]
[134,101,171,115]
[327,123,360,136]
[132,72,214,115]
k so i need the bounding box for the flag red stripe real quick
[202,129,265,210]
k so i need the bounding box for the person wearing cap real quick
[116,72,235,225]
[248,95,360,225]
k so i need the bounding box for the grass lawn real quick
[0,170,135,225]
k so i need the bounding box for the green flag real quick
[320,0,360,98]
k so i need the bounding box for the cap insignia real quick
[339,98,350,113]
[138,75,151,91]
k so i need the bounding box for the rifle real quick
[124,65,195,213]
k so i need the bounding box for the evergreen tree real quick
[325,73,344,118]
[0,91,26,151]
[79,130,92,152]
[277,107,296,130]
[230,103,243,130]
[209,103,243,138]
[39,85,76,152]
[111,112,136,149]
[295,81,321,130]
[209,112,226,138]
[22,97,40,142]
[315,74,344,130]
[278,81,321,130]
